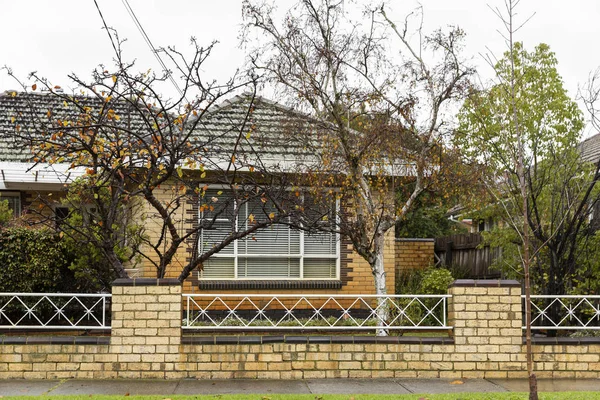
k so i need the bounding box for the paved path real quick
[1,378,599,396]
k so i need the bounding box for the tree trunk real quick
[546,250,563,338]
[106,251,129,279]
[372,232,389,336]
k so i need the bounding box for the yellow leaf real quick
[11,91,16,97]
[269,212,275,220]
[217,190,223,195]
[248,214,255,223]
[450,380,464,385]
[231,155,236,163]
[177,167,183,178]
[112,75,117,83]
[10,117,15,123]
[200,172,206,179]
[246,131,251,139]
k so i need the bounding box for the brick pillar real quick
[448,279,525,378]
[111,278,182,378]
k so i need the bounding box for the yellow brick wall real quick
[2,281,600,379]
[3,343,600,379]
[139,182,396,295]
[139,183,190,280]
[395,239,434,280]
[17,190,64,225]
[15,184,396,295]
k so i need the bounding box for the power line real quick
[92,0,120,60]
[120,0,185,99]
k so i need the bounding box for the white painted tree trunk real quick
[372,232,389,336]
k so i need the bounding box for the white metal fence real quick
[182,294,451,331]
[0,293,111,330]
[525,295,600,330]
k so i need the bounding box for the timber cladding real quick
[2,279,600,379]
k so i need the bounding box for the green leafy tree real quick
[457,42,600,298]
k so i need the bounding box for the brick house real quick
[0,91,404,295]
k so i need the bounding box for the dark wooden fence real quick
[434,233,502,279]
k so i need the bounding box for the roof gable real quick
[193,94,328,163]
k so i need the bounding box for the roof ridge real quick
[204,92,316,120]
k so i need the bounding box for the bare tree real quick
[243,0,473,334]
[3,33,299,282]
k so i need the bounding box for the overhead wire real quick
[92,0,120,61]
[120,0,186,99]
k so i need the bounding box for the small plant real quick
[420,268,454,294]
[396,266,454,295]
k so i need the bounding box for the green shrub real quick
[419,267,454,294]
[0,227,71,292]
[0,226,112,293]
[393,266,454,330]
[396,266,454,295]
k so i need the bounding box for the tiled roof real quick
[0,90,151,162]
[192,94,327,165]
[579,132,600,164]
[0,91,326,165]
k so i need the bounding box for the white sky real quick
[2,0,600,135]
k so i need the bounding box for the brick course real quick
[395,239,434,282]
[2,279,600,379]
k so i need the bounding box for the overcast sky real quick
[2,0,600,135]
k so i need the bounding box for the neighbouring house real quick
[579,132,600,232]
[0,90,404,295]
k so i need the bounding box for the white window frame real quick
[198,188,340,280]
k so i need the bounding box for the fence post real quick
[448,279,525,378]
[445,241,453,267]
[111,278,182,378]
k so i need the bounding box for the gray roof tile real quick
[0,91,326,164]
[579,132,600,164]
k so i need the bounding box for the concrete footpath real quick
[1,378,599,396]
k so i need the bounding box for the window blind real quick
[199,189,338,280]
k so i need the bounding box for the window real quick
[0,192,21,218]
[54,206,71,228]
[199,189,339,280]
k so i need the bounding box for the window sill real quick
[198,280,343,290]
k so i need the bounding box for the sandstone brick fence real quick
[1,279,600,379]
